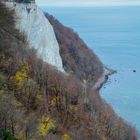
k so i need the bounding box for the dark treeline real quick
[4,0,35,3]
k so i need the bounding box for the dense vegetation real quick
[45,13,104,86]
[0,1,139,140]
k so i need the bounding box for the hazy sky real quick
[36,0,140,6]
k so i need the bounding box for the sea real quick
[42,6,140,132]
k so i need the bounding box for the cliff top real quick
[4,0,35,3]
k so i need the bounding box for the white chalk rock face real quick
[6,2,64,72]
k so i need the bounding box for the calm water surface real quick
[42,6,140,132]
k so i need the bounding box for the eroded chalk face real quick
[5,2,64,72]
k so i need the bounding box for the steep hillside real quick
[0,1,139,140]
[5,2,64,72]
[45,13,104,86]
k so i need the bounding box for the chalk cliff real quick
[5,2,64,72]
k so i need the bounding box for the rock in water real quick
[5,2,64,72]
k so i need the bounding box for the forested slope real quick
[45,13,104,86]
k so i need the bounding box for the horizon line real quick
[37,1,140,7]
[40,4,140,8]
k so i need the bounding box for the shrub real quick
[62,133,71,140]
[0,129,18,140]
[12,63,30,88]
[39,116,57,137]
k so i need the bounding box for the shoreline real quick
[92,66,116,91]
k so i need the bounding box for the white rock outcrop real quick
[5,2,64,72]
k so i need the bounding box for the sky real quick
[36,0,140,7]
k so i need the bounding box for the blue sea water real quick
[42,6,140,132]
